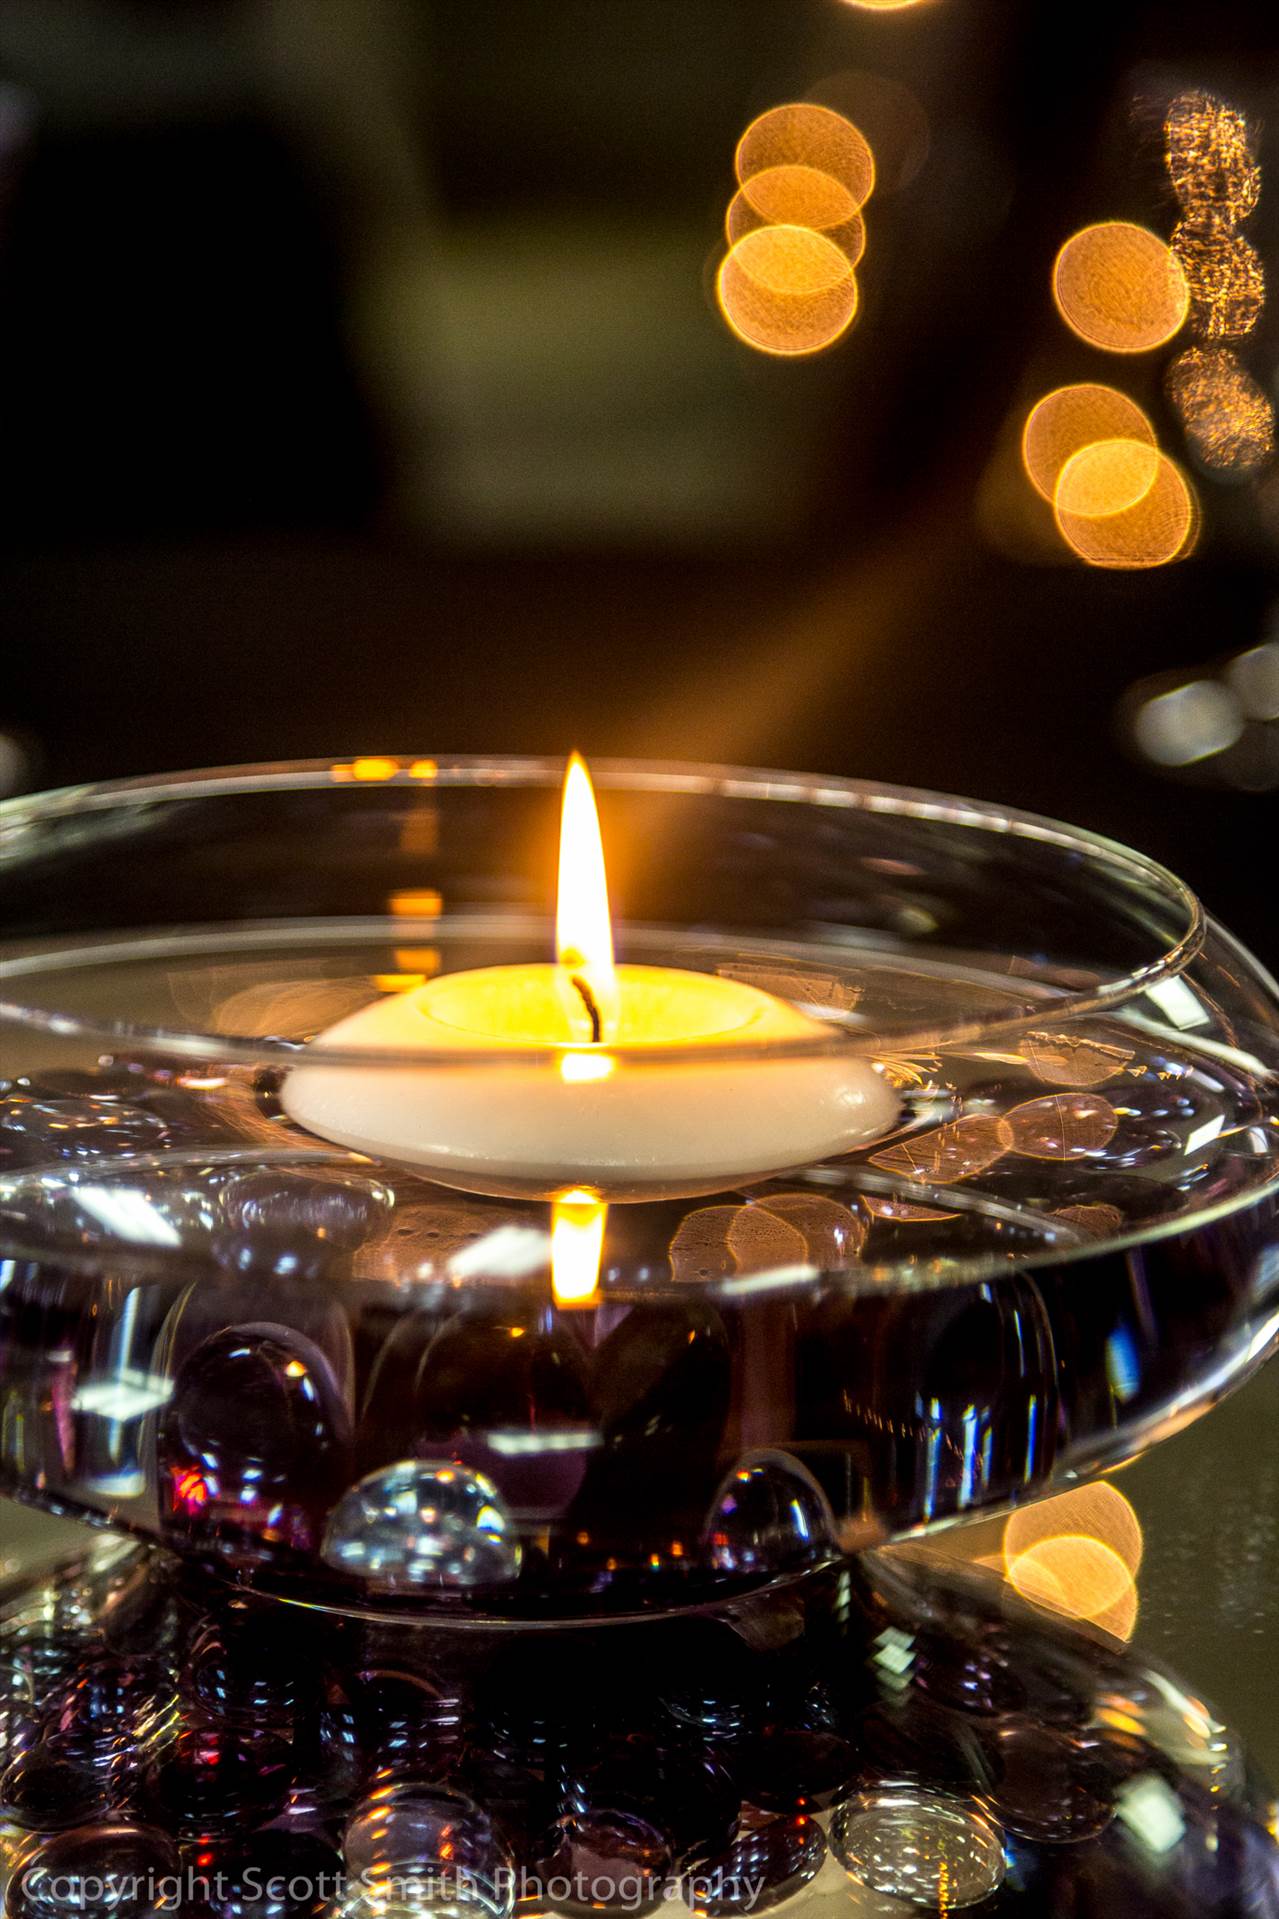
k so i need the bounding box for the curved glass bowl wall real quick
[1,758,1278,1619]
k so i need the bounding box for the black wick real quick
[569,973,604,1044]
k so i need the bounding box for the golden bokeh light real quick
[1054,438,1160,519]
[869,1112,1009,1185]
[716,226,859,358]
[1052,222,1189,353]
[1051,1202,1125,1240]
[726,165,867,269]
[736,104,875,211]
[1167,345,1275,478]
[1009,1537,1138,1641]
[1021,386,1156,504]
[837,0,934,10]
[1005,1481,1144,1577]
[749,1191,866,1265]
[1005,1481,1143,1642]
[863,1195,958,1222]
[1171,218,1265,342]
[1055,448,1196,569]
[807,71,929,196]
[669,1204,806,1283]
[1019,1030,1134,1088]
[551,1191,607,1307]
[1005,1092,1118,1160]
[1165,91,1260,225]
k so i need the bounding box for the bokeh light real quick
[1165,91,1260,224]
[726,165,867,269]
[1005,1481,1143,1641]
[1227,640,1279,720]
[1021,385,1156,503]
[1019,1030,1133,1088]
[1052,222,1189,353]
[1171,219,1265,341]
[869,1113,1009,1184]
[1167,346,1274,477]
[1054,447,1196,569]
[669,1203,807,1283]
[1005,1092,1118,1160]
[749,1191,866,1265]
[736,104,875,211]
[806,71,929,195]
[1130,678,1244,766]
[716,226,859,358]
[1054,438,1160,520]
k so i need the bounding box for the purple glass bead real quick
[415,1311,595,1519]
[568,1740,739,1866]
[183,1615,305,1734]
[913,1626,1027,1718]
[50,1655,177,1762]
[592,1301,731,1478]
[342,1782,514,1918]
[349,1669,465,1787]
[446,1751,557,1860]
[159,1325,353,1566]
[141,1728,292,1840]
[537,1810,672,1916]
[687,1812,824,1917]
[198,1829,343,1919]
[4,1820,181,1919]
[0,1743,116,1831]
[659,1627,763,1746]
[736,1728,857,1814]
[850,1701,989,1795]
[981,1718,1117,1844]
[703,1451,835,1579]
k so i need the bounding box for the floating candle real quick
[282,757,897,1200]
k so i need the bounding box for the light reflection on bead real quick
[322,1462,521,1591]
[704,1451,835,1578]
[830,1790,1006,1909]
[343,1783,514,1919]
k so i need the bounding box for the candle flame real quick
[551,1189,608,1305]
[556,754,618,1044]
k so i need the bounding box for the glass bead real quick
[218,1172,393,1256]
[0,1745,116,1832]
[830,1789,1006,1909]
[321,1461,521,1592]
[566,1740,739,1865]
[536,1810,671,1916]
[159,1325,353,1566]
[141,1728,292,1840]
[0,1084,171,1170]
[414,1312,595,1520]
[4,1820,180,1919]
[687,1812,825,1917]
[980,1719,1116,1844]
[737,1729,857,1814]
[183,1616,306,1734]
[348,1671,465,1787]
[913,1627,1026,1718]
[199,1828,344,1919]
[342,1783,514,1919]
[703,1452,835,1579]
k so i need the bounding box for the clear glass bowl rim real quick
[0,754,1206,1069]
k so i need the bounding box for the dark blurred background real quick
[3,0,1278,955]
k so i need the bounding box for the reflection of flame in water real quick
[1020,1030,1134,1088]
[1054,447,1196,570]
[669,1204,806,1283]
[727,165,866,269]
[1171,219,1265,343]
[736,104,875,209]
[1052,222,1189,354]
[717,227,860,359]
[869,1113,1009,1184]
[551,1191,607,1306]
[1021,385,1155,503]
[1167,346,1275,476]
[1004,1481,1143,1642]
[1005,1092,1118,1160]
[1165,91,1260,223]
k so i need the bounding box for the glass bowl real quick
[1,757,1277,1618]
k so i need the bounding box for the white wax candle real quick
[281,961,897,1201]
